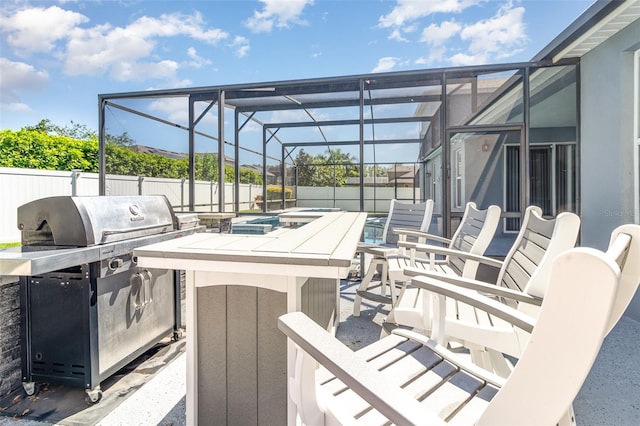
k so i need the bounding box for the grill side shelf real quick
[0,228,202,277]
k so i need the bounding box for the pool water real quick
[363,219,384,243]
[232,216,280,234]
[231,213,386,242]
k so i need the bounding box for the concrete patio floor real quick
[1,277,638,425]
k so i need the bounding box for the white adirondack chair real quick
[353,199,434,316]
[420,224,640,376]
[384,206,580,371]
[279,229,638,426]
[385,202,501,301]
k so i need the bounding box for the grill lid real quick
[18,195,176,247]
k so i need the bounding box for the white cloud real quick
[269,108,329,124]
[149,97,190,125]
[1,6,236,83]
[379,0,477,28]
[270,109,311,123]
[112,60,180,82]
[379,0,479,45]
[148,97,224,128]
[63,12,229,79]
[420,20,462,46]
[0,58,49,99]
[414,1,527,66]
[449,52,486,66]
[1,101,32,113]
[372,57,399,73]
[459,2,526,60]
[2,6,88,55]
[0,58,48,113]
[245,0,314,33]
[186,47,212,68]
[126,12,228,45]
[388,29,408,42]
[146,79,194,92]
[230,36,250,58]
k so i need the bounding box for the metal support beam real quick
[98,97,106,195]
[263,115,433,129]
[281,138,422,148]
[262,126,268,213]
[522,68,531,218]
[281,144,286,210]
[188,95,197,210]
[234,109,240,213]
[359,80,365,212]
[442,73,451,237]
[575,62,583,221]
[218,90,225,212]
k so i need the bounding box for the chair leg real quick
[486,348,514,378]
[558,404,577,426]
[290,346,325,425]
[469,345,494,372]
[381,262,391,301]
[353,257,383,316]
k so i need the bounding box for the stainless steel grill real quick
[0,195,200,403]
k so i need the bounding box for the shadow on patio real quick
[1,275,637,426]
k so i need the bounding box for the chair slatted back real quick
[447,203,500,276]
[382,199,433,246]
[497,206,580,305]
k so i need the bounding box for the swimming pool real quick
[231,215,280,234]
[231,211,386,242]
[363,218,384,243]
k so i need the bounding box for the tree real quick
[293,149,317,186]
[106,131,135,146]
[293,148,360,186]
[239,168,263,184]
[25,119,97,141]
[363,164,388,178]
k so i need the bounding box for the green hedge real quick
[0,128,263,184]
[266,185,294,200]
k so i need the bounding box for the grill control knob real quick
[108,258,124,271]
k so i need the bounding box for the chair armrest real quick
[278,312,439,425]
[357,242,397,257]
[402,268,543,306]
[410,276,536,333]
[392,228,451,245]
[397,244,504,269]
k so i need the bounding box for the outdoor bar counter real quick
[134,211,367,425]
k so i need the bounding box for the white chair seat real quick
[385,206,581,367]
[279,228,640,425]
[353,199,434,315]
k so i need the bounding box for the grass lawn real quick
[0,242,20,249]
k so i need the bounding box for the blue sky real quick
[0,0,595,135]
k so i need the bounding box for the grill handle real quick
[131,270,153,311]
[101,222,174,239]
[141,270,153,305]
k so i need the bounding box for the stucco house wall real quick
[580,18,640,320]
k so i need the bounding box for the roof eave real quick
[532,0,628,62]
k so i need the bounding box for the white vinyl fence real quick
[1,167,416,242]
[297,186,420,212]
[0,168,261,243]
